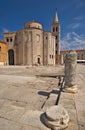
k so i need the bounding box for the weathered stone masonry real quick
[4,13,60,66]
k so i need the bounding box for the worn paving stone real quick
[0,64,85,130]
[0,100,26,122]
[0,117,21,130]
[21,125,42,130]
[19,110,50,130]
[59,97,75,109]
[75,101,85,123]
[0,86,46,110]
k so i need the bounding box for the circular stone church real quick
[4,13,60,66]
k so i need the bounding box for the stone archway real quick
[8,49,14,65]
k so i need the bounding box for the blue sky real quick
[0,0,85,50]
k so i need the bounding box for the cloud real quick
[0,28,10,40]
[60,32,85,50]
[3,28,10,33]
[67,23,81,29]
[74,16,83,20]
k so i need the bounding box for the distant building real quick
[0,41,7,65]
[60,50,85,63]
[3,13,60,66]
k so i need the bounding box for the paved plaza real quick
[0,64,85,130]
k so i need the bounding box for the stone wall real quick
[4,21,56,66]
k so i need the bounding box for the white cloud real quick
[74,16,83,20]
[67,23,80,29]
[3,28,10,33]
[60,32,85,50]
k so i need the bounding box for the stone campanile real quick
[51,12,60,63]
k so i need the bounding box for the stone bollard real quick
[44,105,69,130]
[63,50,78,93]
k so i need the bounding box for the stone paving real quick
[0,64,85,130]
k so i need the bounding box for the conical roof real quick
[53,12,58,23]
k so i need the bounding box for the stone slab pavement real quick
[0,64,85,130]
[42,64,85,130]
[0,65,63,130]
[58,64,85,130]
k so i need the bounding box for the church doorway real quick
[8,49,14,65]
[37,57,40,64]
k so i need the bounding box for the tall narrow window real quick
[0,46,1,51]
[10,38,13,42]
[6,38,9,42]
[37,34,40,42]
[56,27,58,32]
[52,55,53,59]
[49,55,51,58]
[56,36,58,39]
[53,27,55,32]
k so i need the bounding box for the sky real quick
[0,0,85,50]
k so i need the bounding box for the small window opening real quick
[49,55,51,58]
[46,37,48,39]
[56,27,58,32]
[56,51,57,54]
[0,47,1,51]
[52,55,53,59]
[56,36,58,39]
[10,38,13,42]
[53,27,55,32]
[6,38,9,42]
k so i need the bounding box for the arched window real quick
[10,38,13,42]
[6,38,9,42]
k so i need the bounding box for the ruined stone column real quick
[44,105,69,130]
[61,54,64,65]
[63,50,78,93]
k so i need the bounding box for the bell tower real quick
[51,12,60,63]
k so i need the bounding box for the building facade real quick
[60,50,85,63]
[4,13,60,66]
[0,41,7,65]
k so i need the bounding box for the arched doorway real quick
[37,57,40,64]
[8,49,14,65]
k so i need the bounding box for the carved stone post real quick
[63,50,78,93]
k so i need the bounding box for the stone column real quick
[44,105,69,130]
[61,54,64,65]
[63,50,78,93]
